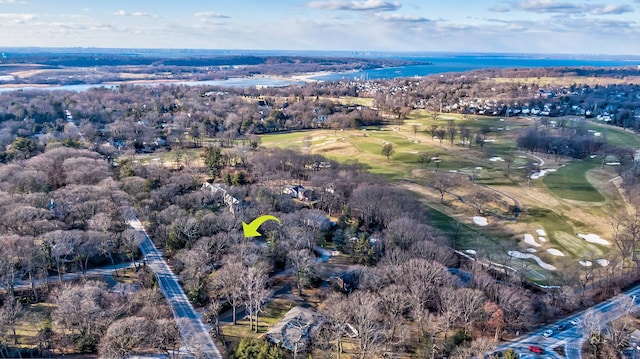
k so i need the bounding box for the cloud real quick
[513,1,634,15]
[374,13,430,22]
[517,0,584,14]
[194,12,231,19]
[113,10,154,17]
[0,0,27,3]
[489,4,511,12]
[306,0,401,11]
[0,13,36,22]
[590,4,633,15]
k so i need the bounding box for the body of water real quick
[0,77,303,93]
[313,55,640,81]
[1,54,638,93]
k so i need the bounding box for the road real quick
[127,217,222,359]
[1,261,134,293]
[495,284,640,358]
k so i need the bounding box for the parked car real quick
[528,345,543,354]
[543,329,554,338]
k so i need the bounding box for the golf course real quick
[261,109,640,284]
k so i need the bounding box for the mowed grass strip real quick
[543,161,605,202]
[261,129,487,180]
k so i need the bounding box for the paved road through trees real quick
[127,216,222,359]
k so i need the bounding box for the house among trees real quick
[264,307,324,353]
[283,185,316,202]
[201,182,241,214]
[305,211,333,231]
[283,184,305,198]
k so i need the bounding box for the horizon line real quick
[2,47,640,59]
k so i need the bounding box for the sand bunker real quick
[526,248,537,253]
[596,259,610,266]
[508,251,557,271]
[547,248,565,256]
[473,216,488,226]
[465,249,477,255]
[579,260,593,267]
[536,229,547,236]
[489,157,505,162]
[578,233,611,246]
[524,234,542,247]
[530,168,557,180]
[538,237,547,243]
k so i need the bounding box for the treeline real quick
[0,84,384,161]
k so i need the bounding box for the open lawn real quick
[543,160,605,202]
[588,123,640,148]
[261,114,527,180]
[322,96,375,107]
[3,302,55,350]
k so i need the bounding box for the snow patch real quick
[596,259,610,267]
[547,248,565,256]
[579,260,593,267]
[538,237,547,243]
[524,233,542,247]
[578,233,611,246]
[489,157,505,162]
[473,216,488,226]
[508,251,557,271]
[536,229,547,236]
[530,168,557,180]
[465,249,477,255]
[526,248,537,253]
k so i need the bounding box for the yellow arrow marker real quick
[242,215,281,237]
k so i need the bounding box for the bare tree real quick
[54,282,122,352]
[121,229,142,270]
[288,248,315,296]
[0,235,21,298]
[465,188,493,215]
[345,291,383,359]
[42,230,75,283]
[0,297,23,346]
[378,284,411,350]
[318,293,351,359]
[611,207,640,275]
[432,173,458,203]
[242,266,271,332]
[418,152,433,170]
[99,316,154,358]
[211,261,245,325]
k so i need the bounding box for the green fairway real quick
[587,123,640,148]
[543,161,605,202]
[260,128,491,180]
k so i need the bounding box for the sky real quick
[1,0,640,55]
